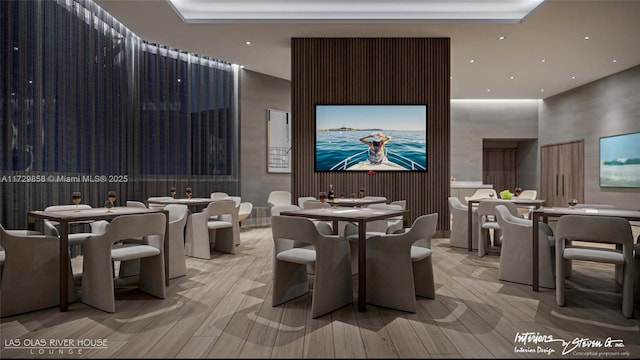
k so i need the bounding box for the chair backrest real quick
[390,200,406,210]
[102,213,166,242]
[271,204,301,216]
[271,215,321,249]
[398,213,438,248]
[477,200,519,220]
[205,199,238,218]
[147,197,173,209]
[210,192,229,200]
[363,196,387,202]
[448,197,466,211]
[267,191,292,207]
[222,196,241,206]
[464,189,497,204]
[164,204,189,223]
[495,205,532,228]
[297,196,316,208]
[239,202,253,216]
[302,200,329,209]
[517,190,537,200]
[126,200,147,208]
[368,203,403,211]
[556,215,633,247]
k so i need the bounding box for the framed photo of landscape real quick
[599,131,640,187]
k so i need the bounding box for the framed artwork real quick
[267,109,292,173]
[599,131,640,187]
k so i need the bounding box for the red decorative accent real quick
[367,171,376,175]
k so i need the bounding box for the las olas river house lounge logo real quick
[4,338,108,355]
[514,332,630,357]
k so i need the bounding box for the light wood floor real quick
[1,226,640,358]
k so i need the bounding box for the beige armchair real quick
[365,213,438,313]
[495,205,556,288]
[555,215,635,318]
[271,216,353,318]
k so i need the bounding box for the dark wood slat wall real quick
[291,38,451,233]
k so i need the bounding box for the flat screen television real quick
[315,104,427,172]
[599,131,640,187]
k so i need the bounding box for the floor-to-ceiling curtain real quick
[1,0,239,229]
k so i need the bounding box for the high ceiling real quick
[95,0,640,99]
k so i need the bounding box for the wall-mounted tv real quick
[315,104,427,172]
[599,131,640,188]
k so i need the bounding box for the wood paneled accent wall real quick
[291,38,450,233]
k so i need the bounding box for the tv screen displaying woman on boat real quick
[315,104,427,172]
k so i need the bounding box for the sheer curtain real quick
[0,0,239,229]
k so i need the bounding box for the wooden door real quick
[483,148,517,193]
[540,140,584,207]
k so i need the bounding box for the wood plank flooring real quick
[1,226,639,358]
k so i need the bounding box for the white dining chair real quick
[43,204,109,246]
[271,215,353,318]
[267,190,291,208]
[1,224,76,317]
[365,213,438,313]
[185,199,239,259]
[126,200,147,208]
[81,213,166,313]
[448,197,480,249]
[555,215,635,318]
[495,205,556,288]
[210,192,229,200]
[464,189,497,205]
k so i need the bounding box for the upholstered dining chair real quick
[210,192,229,200]
[81,213,166,313]
[297,196,316,208]
[271,215,353,318]
[464,188,497,205]
[43,204,109,246]
[147,196,173,210]
[448,197,480,249]
[126,200,147,208]
[494,205,556,288]
[185,199,239,259]
[1,224,76,317]
[476,200,521,257]
[119,204,189,279]
[267,190,291,208]
[238,202,253,223]
[514,190,537,218]
[364,213,438,313]
[555,215,635,318]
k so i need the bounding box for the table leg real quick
[164,210,170,286]
[60,221,70,312]
[357,219,366,312]
[468,203,473,251]
[532,212,540,292]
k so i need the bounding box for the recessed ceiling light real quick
[612,59,618,63]
[571,76,576,80]
[486,88,491,92]
[509,76,515,80]
[541,59,547,63]
[584,36,591,40]
[450,76,453,80]
[245,41,251,46]
[240,65,245,68]
[498,36,506,41]
[540,89,545,92]
[469,59,475,63]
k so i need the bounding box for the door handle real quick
[562,175,565,196]
[556,175,558,196]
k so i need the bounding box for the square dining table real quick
[280,206,406,312]
[27,206,170,312]
[147,197,217,212]
[530,206,640,292]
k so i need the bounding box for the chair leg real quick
[413,257,435,299]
